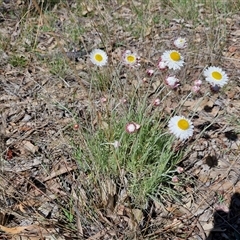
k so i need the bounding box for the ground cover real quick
[0,0,240,239]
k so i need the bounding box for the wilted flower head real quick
[113,140,121,148]
[173,37,187,49]
[168,116,194,141]
[161,50,184,70]
[210,84,221,93]
[90,49,108,67]
[101,140,121,149]
[165,76,180,88]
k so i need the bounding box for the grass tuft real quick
[75,101,183,207]
[9,54,28,67]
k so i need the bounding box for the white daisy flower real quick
[161,50,184,70]
[122,50,140,66]
[168,116,194,141]
[90,49,108,67]
[203,66,228,87]
[165,75,180,88]
[173,37,187,49]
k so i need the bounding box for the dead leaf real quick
[152,80,161,91]
[202,222,213,235]
[87,227,111,240]
[144,27,152,37]
[5,224,65,240]
[6,148,14,160]
[3,157,42,172]
[81,3,94,16]
[44,165,77,182]
[210,106,220,117]
[132,79,142,88]
[21,140,39,154]
[183,97,209,112]
[101,179,116,209]
[231,30,240,36]
[132,208,143,223]
[228,46,238,53]
[0,224,37,234]
[210,181,233,192]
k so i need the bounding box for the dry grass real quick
[0,0,240,239]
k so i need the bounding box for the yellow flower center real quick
[170,51,180,61]
[212,71,222,80]
[178,119,189,130]
[95,54,103,62]
[126,55,136,63]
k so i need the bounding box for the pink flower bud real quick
[192,85,200,93]
[172,176,179,183]
[165,76,180,88]
[126,123,137,133]
[146,69,154,76]
[100,97,107,103]
[176,167,184,174]
[121,98,127,104]
[153,98,161,106]
[194,79,202,86]
[157,58,168,70]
